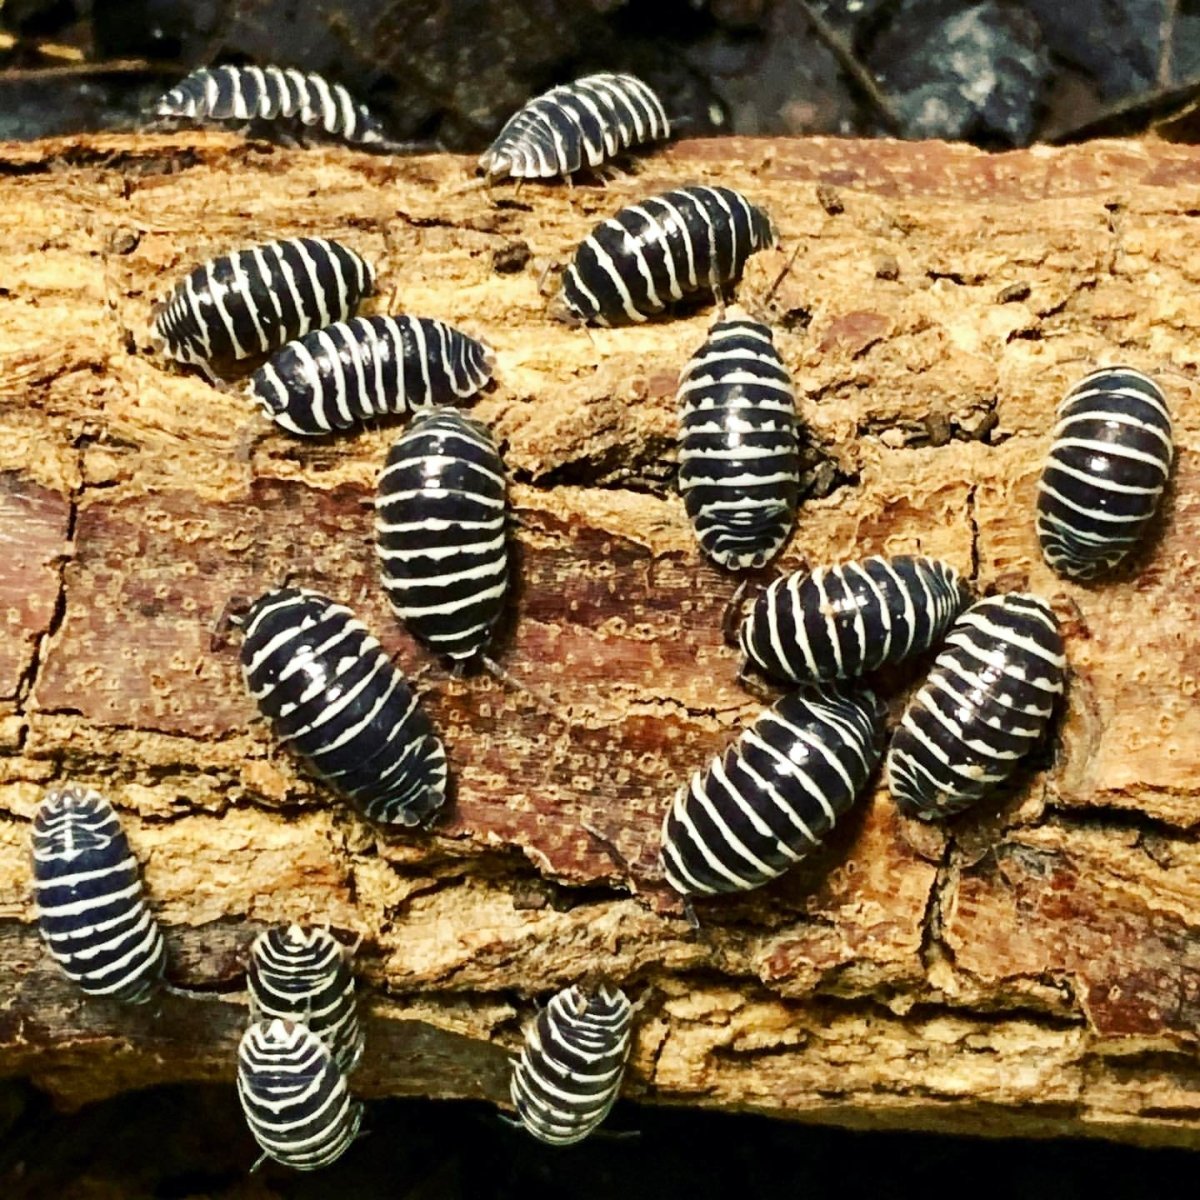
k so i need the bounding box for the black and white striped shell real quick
[376,409,509,663]
[510,983,633,1145]
[677,317,800,570]
[480,72,669,182]
[247,926,364,1076]
[1036,366,1173,580]
[31,786,166,1004]
[553,186,775,326]
[237,1018,363,1171]
[148,64,390,146]
[887,593,1065,820]
[248,315,495,437]
[238,587,447,827]
[739,555,968,684]
[151,237,374,375]
[660,687,886,896]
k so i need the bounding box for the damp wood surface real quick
[0,130,1199,1148]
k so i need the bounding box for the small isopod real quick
[551,185,775,326]
[739,555,968,683]
[376,409,509,663]
[677,316,800,570]
[237,1018,363,1171]
[509,983,633,1145]
[887,593,1065,820]
[480,72,669,184]
[248,315,494,437]
[660,687,886,897]
[31,785,167,1004]
[237,587,447,827]
[152,237,374,378]
[147,64,392,148]
[247,925,364,1075]
[1036,366,1173,580]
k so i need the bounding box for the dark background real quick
[1,0,1199,147]
[0,1080,1195,1199]
[3,1,1199,1195]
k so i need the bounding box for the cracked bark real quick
[1,130,1200,1145]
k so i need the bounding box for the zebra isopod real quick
[147,64,391,147]
[237,1018,363,1172]
[510,983,633,1146]
[376,409,509,664]
[151,237,374,377]
[479,72,669,183]
[238,587,447,827]
[248,925,364,1075]
[886,593,1066,820]
[739,555,968,684]
[659,687,886,897]
[30,785,166,1004]
[248,315,495,436]
[1036,365,1173,580]
[551,185,776,326]
[677,317,800,570]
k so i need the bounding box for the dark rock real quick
[0,77,155,141]
[93,0,221,60]
[1172,7,1200,80]
[0,0,78,36]
[709,0,770,30]
[1025,0,1168,98]
[811,0,893,37]
[686,0,859,134]
[867,0,1052,145]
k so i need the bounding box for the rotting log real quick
[0,130,1199,1146]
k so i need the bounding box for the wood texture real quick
[0,130,1199,1145]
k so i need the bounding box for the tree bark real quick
[0,129,1199,1145]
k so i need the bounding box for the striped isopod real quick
[147,64,390,147]
[510,983,633,1146]
[248,315,495,437]
[551,185,776,326]
[677,317,800,570]
[1036,366,1173,580]
[237,1018,363,1172]
[739,555,969,684]
[248,926,364,1075]
[479,72,669,183]
[30,785,166,1004]
[152,237,374,377]
[887,593,1065,820]
[376,409,509,663]
[659,687,886,897]
[238,587,447,827]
